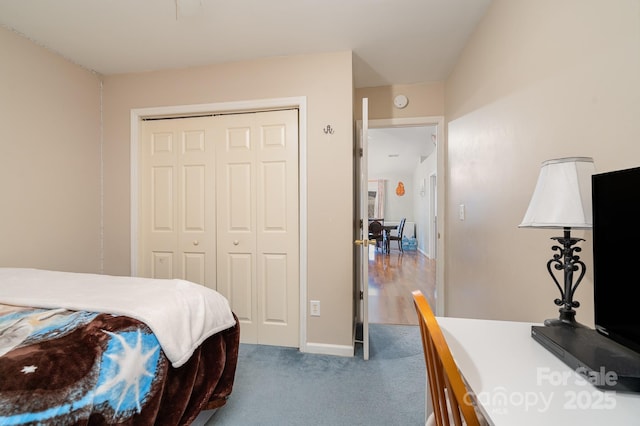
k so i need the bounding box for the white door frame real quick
[130,96,309,350]
[364,116,446,316]
[429,172,437,259]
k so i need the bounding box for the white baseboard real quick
[303,342,354,357]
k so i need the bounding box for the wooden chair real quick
[412,290,484,426]
[388,217,406,252]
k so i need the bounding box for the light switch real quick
[310,300,321,316]
[459,204,465,221]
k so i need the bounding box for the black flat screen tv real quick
[592,166,640,354]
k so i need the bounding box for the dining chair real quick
[388,217,406,252]
[368,220,383,251]
[412,290,485,426]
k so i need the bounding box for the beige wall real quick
[0,26,102,273]
[102,52,355,347]
[355,82,445,120]
[444,0,640,325]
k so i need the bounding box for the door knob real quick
[233,240,239,245]
[193,240,199,246]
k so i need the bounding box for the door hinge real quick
[359,148,363,157]
[360,291,364,300]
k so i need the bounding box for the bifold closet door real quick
[139,117,216,289]
[215,110,299,347]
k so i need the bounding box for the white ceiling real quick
[0,0,491,88]
[0,0,488,175]
[368,126,436,177]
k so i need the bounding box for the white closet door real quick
[139,117,216,288]
[215,110,299,346]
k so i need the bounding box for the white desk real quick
[436,317,640,425]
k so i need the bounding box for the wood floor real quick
[368,245,436,325]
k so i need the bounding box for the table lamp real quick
[519,157,596,327]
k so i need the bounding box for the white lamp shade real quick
[519,157,595,229]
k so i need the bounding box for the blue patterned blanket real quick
[0,304,239,425]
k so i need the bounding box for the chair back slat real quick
[398,217,406,236]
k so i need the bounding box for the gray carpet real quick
[207,324,425,425]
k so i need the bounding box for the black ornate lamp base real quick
[544,227,588,328]
[544,311,587,328]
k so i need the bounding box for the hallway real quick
[368,246,436,325]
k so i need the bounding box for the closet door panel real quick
[140,117,215,288]
[254,110,299,347]
[216,117,258,342]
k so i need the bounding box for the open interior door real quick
[355,98,371,360]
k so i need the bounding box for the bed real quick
[0,268,240,425]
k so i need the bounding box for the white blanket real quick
[0,268,236,368]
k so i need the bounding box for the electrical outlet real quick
[310,300,321,316]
